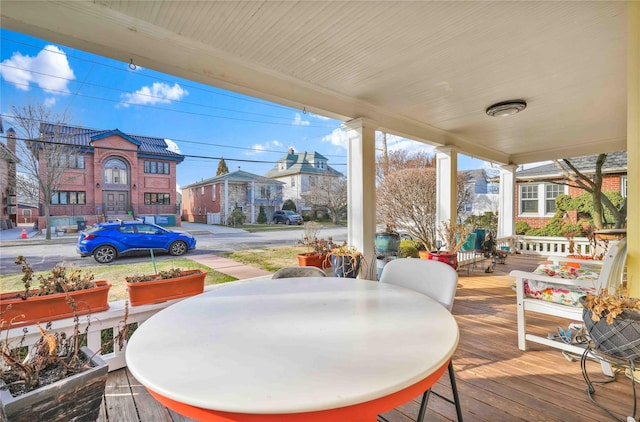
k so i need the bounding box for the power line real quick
[0,133,348,167]
[0,114,348,159]
[0,34,302,114]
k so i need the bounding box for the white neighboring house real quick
[264,148,343,211]
[459,169,500,218]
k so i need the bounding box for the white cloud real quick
[292,113,310,126]
[321,128,348,149]
[247,140,282,156]
[120,82,188,107]
[43,97,57,108]
[311,113,330,120]
[0,45,75,93]
[164,138,181,154]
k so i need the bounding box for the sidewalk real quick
[0,222,272,280]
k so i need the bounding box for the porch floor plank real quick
[100,254,638,421]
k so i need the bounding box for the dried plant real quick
[582,292,640,325]
[436,220,471,254]
[125,267,184,283]
[0,297,129,397]
[14,256,96,299]
[298,222,331,255]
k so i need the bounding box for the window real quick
[63,154,85,169]
[144,193,170,205]
[314,160,325,169]
[201,186,205,195]
[487,181,499,194]
[520,185,538,213]
[51,191,86,205]
[22,209,32,216]
[257,185,272,199]
[211,185,216,201]
[545,184,563,214]
[621,176,627,198]
[291,177,295,187]
[104,158,128,185]
[144,160,170,174]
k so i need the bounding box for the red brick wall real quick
[515,173,626,229]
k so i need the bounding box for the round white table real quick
[126,277,459,421]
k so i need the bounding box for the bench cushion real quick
[522,264,600,307]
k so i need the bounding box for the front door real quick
[104,191,128,215]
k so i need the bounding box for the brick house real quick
[263,148,343,212]
[515,151,627,229]
[0,128,19,229]
[181,170,284,224]
[35,123,184,228]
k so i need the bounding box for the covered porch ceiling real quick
[0,1,628,166]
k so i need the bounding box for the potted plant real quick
[581,241,640,360]
[0,257,111,328]
[424,220,471,270]
[125,267,207,306]
[0,298,128,421]
[297,221,331,269]
[330,243,365,278]
[374,224,401,257]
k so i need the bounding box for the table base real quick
[147,360,449,422]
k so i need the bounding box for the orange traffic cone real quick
[21,228,27,239]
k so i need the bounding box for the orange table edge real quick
[147,359,449,422]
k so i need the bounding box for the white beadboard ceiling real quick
[1,1,628,165]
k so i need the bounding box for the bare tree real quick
[16,172,40,204]
[457,171,474,216]
[377,168,438,250]
[300,174,347,224]
[8,103,80,239]
[376,149,435,183]
[553,153,626,229]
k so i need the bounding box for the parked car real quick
[77,220,197,263]
[272,210,303,225]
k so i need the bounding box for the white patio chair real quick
[271,266,327,279]
[378,258,463,422]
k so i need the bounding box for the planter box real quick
[126,269,206,306]
[0,281,111,328]
[0,347,108,422]
[297,253,327,269]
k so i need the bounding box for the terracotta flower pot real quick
[0,347,107,422]
[0,281,111,327]
[126,269,206,306]
[297,253,326,269]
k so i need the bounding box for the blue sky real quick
[0,29,491,188]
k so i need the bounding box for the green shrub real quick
[398,239,419,258]
[257,206,267,224]
[515,221,531,235]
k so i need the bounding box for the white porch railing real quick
[1,281,268,372]
[511,235,593,257]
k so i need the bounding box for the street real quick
[0,223,348,275]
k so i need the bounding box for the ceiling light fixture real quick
[486,100,527,117]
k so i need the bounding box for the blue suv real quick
[77,220,197,263]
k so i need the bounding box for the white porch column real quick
[435,147,458,228]
[250,181,256,224]
[224,179,229,225]
[342,118,377,280]
[628,2,639,297]
[498,165,517,239]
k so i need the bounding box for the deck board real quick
[97,255,638,421]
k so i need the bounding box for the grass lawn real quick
[0,258,236,302]
[224,245,305,272]
[232,221,344,233]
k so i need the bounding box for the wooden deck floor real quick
[98,255,638,421]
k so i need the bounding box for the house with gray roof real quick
[515,151,627,229]
[264,148,343,211]
[35,123,184,227]
[181,169,284,224]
